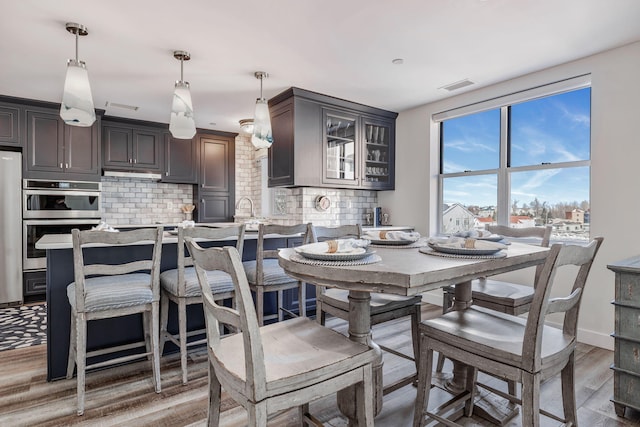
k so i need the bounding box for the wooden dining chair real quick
[312,224,423,395]
[159,225,245,384]
[66,227,163,416]
[413,237,603,427]
[242,223,312,326]
[187,241,376,426]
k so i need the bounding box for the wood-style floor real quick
[1,303,639,426]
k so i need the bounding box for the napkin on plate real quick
[91,221,118,232]
[363,230,421,241]
[295,238,370,255]
[453,229,494,239]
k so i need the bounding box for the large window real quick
[437,77,591,240]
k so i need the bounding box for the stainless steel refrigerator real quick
[0,151,23,305]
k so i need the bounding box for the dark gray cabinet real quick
[268,87,397,190]
[0,102,21,147]
[102,121,162,173]
[194,131,236,223]
[24,107,100,180]
[607,257,640,418]
[162,132,198,184]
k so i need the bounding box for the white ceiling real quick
[2,0,640,133]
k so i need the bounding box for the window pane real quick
[442,109,500,173]
[510,88,590,167]
[442,175,497,234]
[510,166,590,240]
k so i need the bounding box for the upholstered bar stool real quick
[159,224,245,384]
[66,227,163,416]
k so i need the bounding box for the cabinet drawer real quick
[614,338,640,373]
[616,304,640,338]
[617,272,640,305]
[613,370,640,407]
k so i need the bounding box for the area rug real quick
[0,303,47,351]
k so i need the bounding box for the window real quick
[436,76,591,240]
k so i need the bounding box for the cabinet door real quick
[197,193,231,223]
[268,98,295,187]
[132,129,161,171]
[25,109,64,174]
[65,122,99,176]
[361,116,395,190]
[102,125,132,167]
[0,103,21,147]
[200,136,231,192]
[163,132,197,183]
[322,108,360,187]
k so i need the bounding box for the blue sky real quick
[442,88,590,208]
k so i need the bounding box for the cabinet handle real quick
[129,158,133,164]
[59,163,63,168]
[201,184,205,188]
[166,172,169,176]
[134,159,137,164]
[65,163,69,169]
[201,199,204,203]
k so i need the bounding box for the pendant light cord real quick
[74,30,79,62]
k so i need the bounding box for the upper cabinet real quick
[102,120,162,173]
[0,102,21,147]
[268,87,397,190]
[24,106,101,181]
[162,132,198,184]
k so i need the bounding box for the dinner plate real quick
[369,238,417,246]
[476,234,504,242]
[296,248,375,261]
[428,240,507,256]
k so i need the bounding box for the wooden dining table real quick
[278,240,549,426]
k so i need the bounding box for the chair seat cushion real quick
[242,259,298,287]
[160,267,234,298]
[320,288,422,315]
[471,278,535,307]
[67,273,154,312]
[420,306,574,371]
[211,317,376,398]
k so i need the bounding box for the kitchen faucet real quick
[235,196,255,218]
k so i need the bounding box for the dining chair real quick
[242,223,312,326]
[312,224,423,395]
[187,241,376,426]
[159,225,245,384]
[413,237,603,427]
[66,227,163,416]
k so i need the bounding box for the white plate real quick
[369,238,417,246]
[428,240,507,256]
[296,248,375,261]
[476,234,504,242]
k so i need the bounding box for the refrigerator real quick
[0,150,23,305]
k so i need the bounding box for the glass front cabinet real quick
[323,109,359,187]
[362,117,394,189]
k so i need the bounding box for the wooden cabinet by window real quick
[0,102,21,147]
[268,87,397,190]
[194,131,236,223]
[102,121,162,173]
[24,107,100,181]
[162,132,198,183]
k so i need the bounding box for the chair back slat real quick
[187,241,268,400]
[258,223,312,260]
[311,224,362,242]
[522,237,603,371]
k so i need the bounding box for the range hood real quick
[103,170,162,180]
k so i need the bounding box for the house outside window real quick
[436,76,591,241]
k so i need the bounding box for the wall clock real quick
[315,195,331,211]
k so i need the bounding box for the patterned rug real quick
[0,303,47,351]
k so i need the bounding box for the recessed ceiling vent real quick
[105,101,139,111]
[439,79,475,92]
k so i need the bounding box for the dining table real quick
[278,239,549,426]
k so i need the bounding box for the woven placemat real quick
[369,238,428,249]
[419,247,507,259]
[290,253,382,266]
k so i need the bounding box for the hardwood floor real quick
[1,303,638,426]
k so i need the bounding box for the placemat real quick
[419,247,507,259]
[369,238,428,249]
[290,253,382,266]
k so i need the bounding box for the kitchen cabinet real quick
[194,131,236,223]
[162,132,198,184]
[24,107,101,181]
[102,120,162,173]
[268,87,397,190]
[607,257,640,417]
[0,102,21,147]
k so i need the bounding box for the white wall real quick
[380,41,640,350]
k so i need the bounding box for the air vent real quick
[439,79,475,92]
[105,101,139,111]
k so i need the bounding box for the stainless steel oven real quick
[22,180,102,271]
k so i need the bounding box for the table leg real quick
[337,290,384,425]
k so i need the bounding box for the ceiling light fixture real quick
[169,50,196,139]
[239,118,254,135]
[251,71,273,149]
[60,22,96,127]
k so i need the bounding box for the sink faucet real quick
[235,196,255,218]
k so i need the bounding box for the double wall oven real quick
[22,180,102,296]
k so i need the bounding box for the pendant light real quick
[239,118,254,135]
[251,71,273,149]
[169,50,196,139]
[60,22,96,127]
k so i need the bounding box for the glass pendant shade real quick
[251,98,273,149]
[60,60,96,126]
[170,81,196,139]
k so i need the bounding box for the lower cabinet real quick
[23,270,47,302]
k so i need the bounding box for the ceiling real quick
[2,0,640,133]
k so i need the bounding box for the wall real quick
[379,41,640,350]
